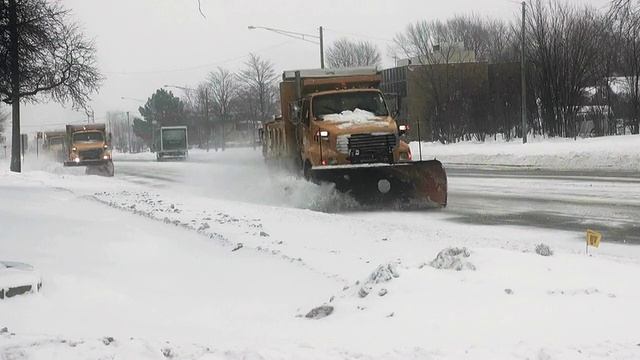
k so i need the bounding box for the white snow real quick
[411,133,640,171]
[1,134,640,359]
[322,109,389,129]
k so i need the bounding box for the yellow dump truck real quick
[262,67,447,207]
[63,124,114,177]
[43,131,66,162]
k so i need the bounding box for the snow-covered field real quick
[412,133,640,171]
[1,135,639,359]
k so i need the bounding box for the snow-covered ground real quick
[412,133,640,171]
[1,135,640,359]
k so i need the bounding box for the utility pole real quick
[9,0,21,172]
[521,1,528,144]
[319,26,325,69]
[127,111,132,153]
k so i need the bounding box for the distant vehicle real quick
[156,126,188,161]
[43,131,66,162]
[262,67,447,207]
[63,124,114,177]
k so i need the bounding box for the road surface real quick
[113,149,640,245]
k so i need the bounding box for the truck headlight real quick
[399,152,411,161]
[71,147,77,151]
[73,157,80,163]
[315,130,330,142]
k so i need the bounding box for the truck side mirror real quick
[289,102,301,125]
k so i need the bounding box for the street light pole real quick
[319,26,324,69]
[120,97,145,152]
[248,25,325,69]
[521,1,528,144]
[163,84,210,150]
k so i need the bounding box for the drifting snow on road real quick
[2,137,640,359]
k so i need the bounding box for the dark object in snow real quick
[259,231,269,237]
[358,285,372,298]
[305,305,334,319]
[504,288,514,295]
[429,247,475,271]
[162,347,173,358]
[102,336,115,345]
[198,222,210,231]
[366,263,400,284]
[378,288,388,296]
[358,263,399,298]
[535,243,554,256]
[0,261,42,300]
[0,327,7,334]
[232,243,243,252]
[387,312,394,317]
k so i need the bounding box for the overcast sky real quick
[13,0,610,132]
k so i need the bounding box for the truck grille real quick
[79,149,102,160]
[336,133,397,164]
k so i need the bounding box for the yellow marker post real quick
[586,229,602,254]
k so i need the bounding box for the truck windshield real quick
[162,129,187,150]
[73,131,103,143]
[49,137,64,146]
[312,91,389,119]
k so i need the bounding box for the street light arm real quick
[120,96,145,103]
[248,24,325,69]
[248,25,320,44]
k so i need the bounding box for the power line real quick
[323,28,395,43]
[16,116,107,129]
[105,39,298,75]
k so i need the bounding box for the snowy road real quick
[4,140,640,359]
[113,148,640,245]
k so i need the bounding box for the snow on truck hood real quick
[321,109,391,130]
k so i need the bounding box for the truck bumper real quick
[159,150,187,157]
[64,159,109,167]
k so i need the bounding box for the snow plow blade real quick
[85,161,114,177]
[310,160,447,208]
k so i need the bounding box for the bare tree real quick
[617,13,640,134]
[207,67,239,151]
[326,38,382,68]
[0,104,7,143]
[237,53,278,148]
[609,0,639,15]
[526,0,605,137]
[0,0,103,172]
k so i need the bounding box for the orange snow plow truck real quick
[63,124,114,177]
[261,67,447,207]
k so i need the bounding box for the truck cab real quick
[43,131,67,162]
[64,124,112,167]
[281,68,412,177]
[298,88,412,168]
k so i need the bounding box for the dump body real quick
[157,126,188,161]
[263,67,448,207]
[63,124,114,176]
